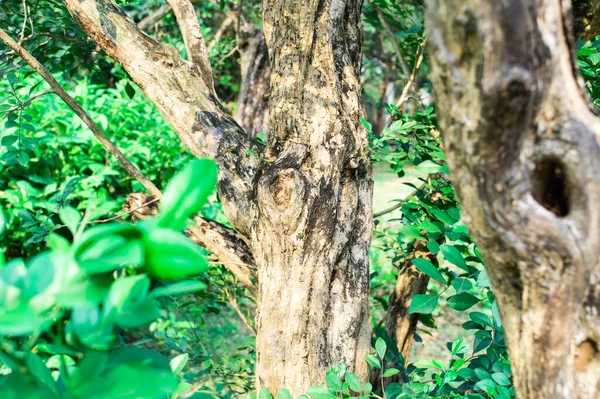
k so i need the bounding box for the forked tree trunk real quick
[425,0,600,397]
[62,0,372,395]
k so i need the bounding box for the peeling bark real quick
[425,0,600,397]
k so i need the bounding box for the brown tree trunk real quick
[62,0,372,395]
[425,0,600,398]
[383,261,428,363]
[254,0,372,394]
[235,29,270,137]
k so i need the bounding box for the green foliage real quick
[0,159,217,398]
[578,35,600,110]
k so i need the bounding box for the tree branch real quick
[377,9,411,78]
[0,27,161,198]
[165,0,215,94]
[62,0,264,236]
[124,192,257,290]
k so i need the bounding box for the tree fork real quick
[425,0,600,397]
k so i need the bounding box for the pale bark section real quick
[63,0,263,237]
[425,0,600,397]
[253,0,372,394]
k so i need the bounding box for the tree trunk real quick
[62,0,372,395]
[383,261,428,362]
[254,0,372,394]
[425,0,600,398]
[235,29,270,137]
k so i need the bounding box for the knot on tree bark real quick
[257,167,306,230]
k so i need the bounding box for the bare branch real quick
[386,39,426,128]
[62,0,264,235]
[377,9,411,78]
[124,193,257,290]
[165,0,215,94]
[207,13,235,51]
[0,27,161,198]
[137,0,202,31]
[225,288,256,334]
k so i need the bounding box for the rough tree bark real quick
[425,0,600,398]
[235,29,270,137]
[61,0,372,395]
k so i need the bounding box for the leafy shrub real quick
[0,159,218,399]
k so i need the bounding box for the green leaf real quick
[0,207,5,235]
[382,368,400,378]
[125,81,136,99]
[360,117,372,133]
[431,209,457,226]
[474,378,497,394]
[304,385,336,399]
[1,135,18,146]
[491,372,511,386]
[276,389,292,399]
[157,159,218,231]
[67,348,178,399]
[142,227,208,280]
[365,354,381,369]
[170,353,189,375]
[345,372,362,393]
[476,269,490,287]
[17,151,30,165]
[412,258,446,284]
[447,292,480,311]
[441,245,468,270]
[469,312,492,328]
[415,160,444,174]
[375,337,387,359]
[150,280,207,297]
[451,278,473,294]
[398,224,424,240]
[59,206,81,235]
[409,294,438,314]
[426,240,440,254]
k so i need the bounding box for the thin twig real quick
[225,289,256,335]
[207,13,235,52]
[91,197,161,224]
[22,33,86,43]
[386,38,427,129]
[0,90,55,115]
[0,28,161,198]
[373,182,425,218]
[18,0,28,44]
[377,8,411,78]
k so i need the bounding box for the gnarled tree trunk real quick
[425,0,600,397]
[62,0,372,395]
[254,0,372,393]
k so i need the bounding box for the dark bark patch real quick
[532,156,570,217]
